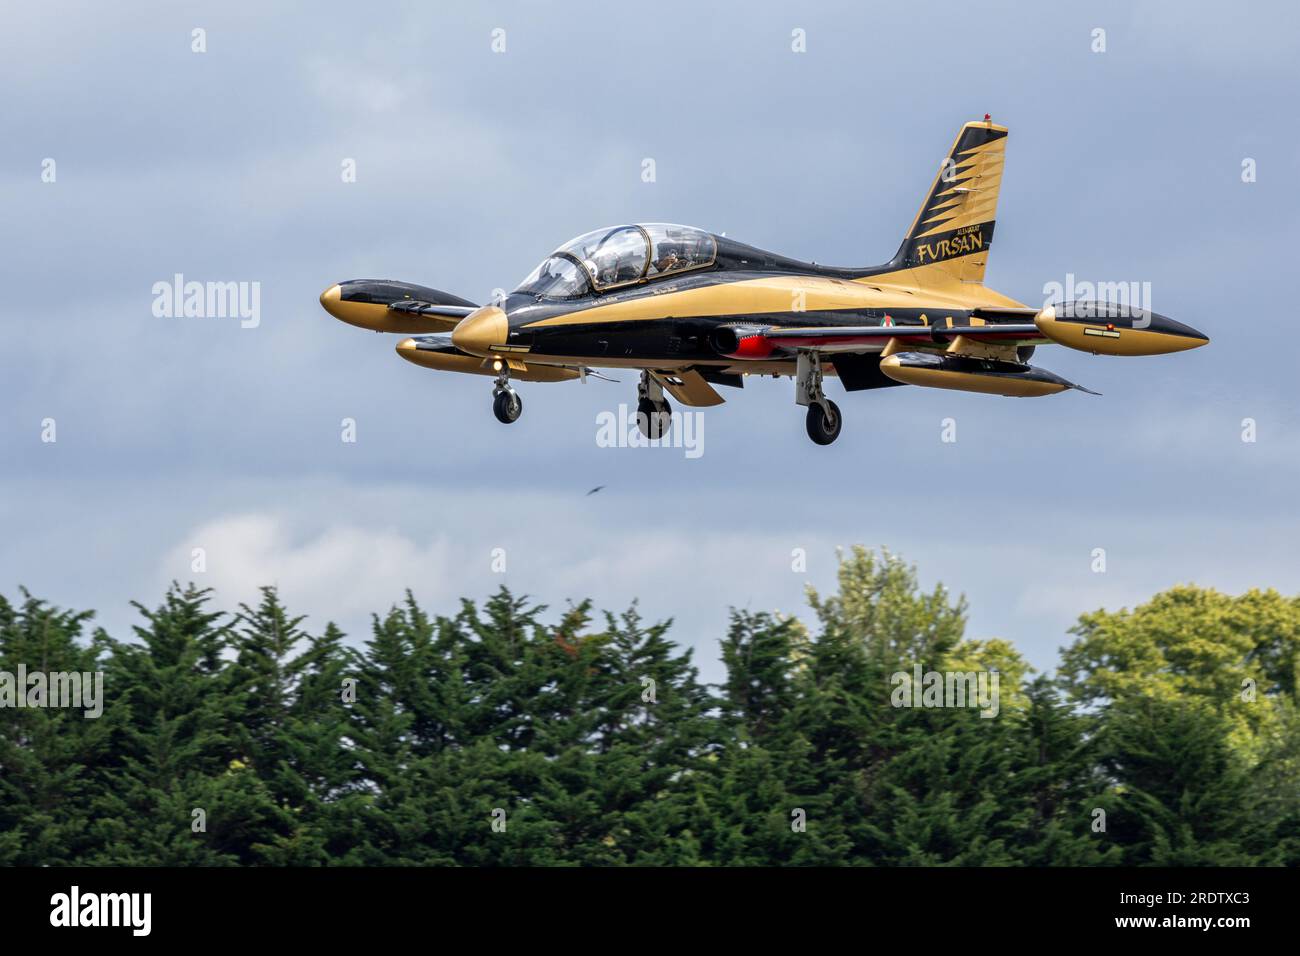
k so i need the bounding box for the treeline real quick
[1,547,1297,866]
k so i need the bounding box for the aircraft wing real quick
[756,322,1043,351]
[743,306,1045,353]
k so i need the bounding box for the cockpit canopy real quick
[515,223,717,299]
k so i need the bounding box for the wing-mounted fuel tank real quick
[1035,301,1208,356]
[395,335,581,383]
[879,351,1098,397]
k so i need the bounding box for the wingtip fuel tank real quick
[1034,302,1208,356]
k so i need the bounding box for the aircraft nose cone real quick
[451,305,507,356]
[319,283,342,318]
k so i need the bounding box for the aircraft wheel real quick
[636,397,672,439]
[493,389,523,424]
[805,399,842,445]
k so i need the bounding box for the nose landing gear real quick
[796,351,842,445]
[492,366,523,424]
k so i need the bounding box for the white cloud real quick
[144,489,842,679]
[160,512,458,621]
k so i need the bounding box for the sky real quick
[2,0,1297,683]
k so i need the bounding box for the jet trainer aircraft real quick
[319,118,1208,445]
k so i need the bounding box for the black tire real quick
[805,399,842,445]
[493,389,522,424]
[636,397,672,439]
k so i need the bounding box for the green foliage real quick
[1060,585,1300,756]
[0,549,1295,866]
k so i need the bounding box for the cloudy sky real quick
[3,0,1296,682]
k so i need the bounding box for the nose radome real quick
[451,305,507,356]
[319,283,342,318]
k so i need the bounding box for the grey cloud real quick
[3,0,1297,679]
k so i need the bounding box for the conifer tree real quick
[1097,696,1266,865]
[1,560,1294,868]
[87,583,291,864]
[0,592,111,865]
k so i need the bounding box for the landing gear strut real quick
[492,365,522,424]
[796,351,842,445]
[636,370,672,439]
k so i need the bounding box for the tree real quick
[228,588,362,864]
[1060,585,1300,756]
[1097,697,1267,865]
[86,583,291,865]
[0,591,112,865]
[1061,584,1300,863]
[1,557,1295,868]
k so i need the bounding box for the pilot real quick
[653,248,682,275]
[593,254,619,286]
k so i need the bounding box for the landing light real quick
[492,359,503,371]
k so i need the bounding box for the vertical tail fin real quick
[891,119,1008,285]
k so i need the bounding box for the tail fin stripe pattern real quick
[886,119,1009,286]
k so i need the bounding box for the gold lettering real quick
[915,225,987,263]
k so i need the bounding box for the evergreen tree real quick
[1,555,1294,868]
[1097,696,1266,865]
[1003,677,1120,866]
[229,589,362,865]
[0,591,112,865]
[705,609,850,864]
[87,583,291,865]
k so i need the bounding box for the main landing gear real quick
[636,370,672,439]
[796,351,842,446]
[492,365,523,424]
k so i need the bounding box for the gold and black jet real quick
[319,118,1208,445]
